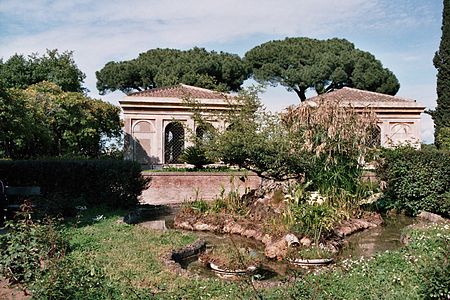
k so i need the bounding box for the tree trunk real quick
[294,88,306,102]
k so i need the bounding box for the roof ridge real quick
[128,85,179,96]
[179,84,225,94]
[340,87,415,102]
[126,83,232,99]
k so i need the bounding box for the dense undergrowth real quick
[376,147,450,218]
[1,206,448,299]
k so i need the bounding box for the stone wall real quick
[140,172,262,205]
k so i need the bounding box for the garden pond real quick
[131,206,416,280]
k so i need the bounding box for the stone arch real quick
[195,122,215,143]
[132,120,155,164]
[391,123,412,144]
[164,122,185,164]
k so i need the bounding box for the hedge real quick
[0,159,149,209]
[376,148,450,217]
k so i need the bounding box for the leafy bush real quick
[30,256,124,300]
[0,159,149,210]
[0,202,68,284]
[420,251,450,299]
[377,147,450,217]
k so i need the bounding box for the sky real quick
[0,0,443,143]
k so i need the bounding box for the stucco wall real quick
[140,172,262,205]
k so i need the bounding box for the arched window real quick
[132,121,154,163]
[164,122,184,164]
[367,125,381,147]
[390,123,413,145]
[195,123,215,143]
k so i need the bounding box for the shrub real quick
[0,159,149,210]
[179,146,212,169]
[376,147,450,217]
[0,202,68,284]
[30,256,123,300]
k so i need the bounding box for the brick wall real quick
[140,172,262,205]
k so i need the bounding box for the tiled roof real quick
[307,87,416,104]
[128,84,232,99]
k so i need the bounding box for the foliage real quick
[244,37,399,101]
[184,176,248,215]
[205,88,379,188]
[187,199,210,213]
[436,126,450,150]
[0,159,149,210]
[46,207,450,299]
[0,82,122,159]
[96,47,250,94]
[431,1,450,150]
[419,247,450,299]
[200,242,263,270]
[3,205,447,299]
[283,97,379,192]
[205,88,310,180]
[290,202,337,242]
[376,147,450,217]
[0,49,86,92]
[0,202,68,284]
[180,145,213,169]
[31,256,124,300]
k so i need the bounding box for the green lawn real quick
[55,207,449,300]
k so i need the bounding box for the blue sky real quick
[0,0,443,143]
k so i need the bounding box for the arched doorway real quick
[164,122,184,164]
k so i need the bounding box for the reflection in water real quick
[340,214,415,259]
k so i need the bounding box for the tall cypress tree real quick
[433,0,450,149]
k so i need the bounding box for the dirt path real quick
[0,279,30,300]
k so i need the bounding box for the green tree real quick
[0,82,121,159]
[0,49,86,92]
[204,88,378,189]
[0,84,38,158]
[96,47,250,94]
[244,37,399,101]
[431,0,450,150]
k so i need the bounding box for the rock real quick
[123,211,141,224]
[265,238,288,259]
[139,220,167,230]
[229,224,244,235]
[177,221,194,231]
[243,229,257,238]
[417,211,448,223]
[171,239,206,263]
[261,234,272,245]
[300,236,312,247]
[193,222,217,231]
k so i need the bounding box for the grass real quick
[12,206,447,299]
[62,207,257,299]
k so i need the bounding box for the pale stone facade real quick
[119,84,233,167]
[120,85,426,166]
[306,87,426,149]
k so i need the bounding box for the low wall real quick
[140,172,262,205]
